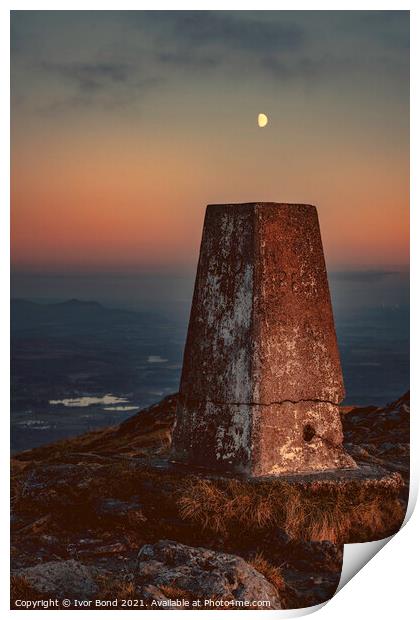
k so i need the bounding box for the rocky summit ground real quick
[11,392,409,610]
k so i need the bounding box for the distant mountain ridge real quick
[11,298,160,332]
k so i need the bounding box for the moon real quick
[258,113,268,128]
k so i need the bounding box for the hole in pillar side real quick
[303,424,316,443]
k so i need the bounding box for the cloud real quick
[129,11,311,86]
[339,10,409,50]
[11,10,409,115]
[25,12,306,112]
[35,61,164,113]
[107,11,305,79]
[156,51,221,71]
[137,11,408,84]
[41,61,131,93]
[261,53,364,82]
[151,11,305,54]
[136,11,305,74]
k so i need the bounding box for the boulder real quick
[136,540,282,609]
[13,559,101,600]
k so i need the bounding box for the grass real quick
[12,452,404,546]
[95,576,193,608]
[158,585,194,601]
[249,552,285,593]
[11,454,404,546]
[10,576,44,608]
[95,574,138,601]
[177,475,405,544]
[177,478,278,535]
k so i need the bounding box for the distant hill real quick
[11,298,158,334]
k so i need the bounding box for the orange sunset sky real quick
[11,11,409,273]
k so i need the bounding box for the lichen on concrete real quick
[171,203,357,476]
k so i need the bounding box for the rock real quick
[136,540,282,609]
[141,585,176,605]
[94,542,127,555]
[342,392,410,489]
[99,497,143,516]
[13,560,101,599]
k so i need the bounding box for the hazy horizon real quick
[11,266,409,322]
[11,266,409,452]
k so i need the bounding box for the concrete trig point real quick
[171,203,356,476]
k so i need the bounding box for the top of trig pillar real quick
[180,201,344,406]
[207,202,316,209]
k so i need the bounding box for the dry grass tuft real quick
[10,576,43,607]
[177,476,404,543]
[159,584,193,601]
[177,478,282,536]
[95,575,138,601]
[249,552,285,593]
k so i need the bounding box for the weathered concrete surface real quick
[173,398,354,475]
[171,203,356,475]
[252,401,355,475]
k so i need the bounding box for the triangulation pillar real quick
[171,203,356,476]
